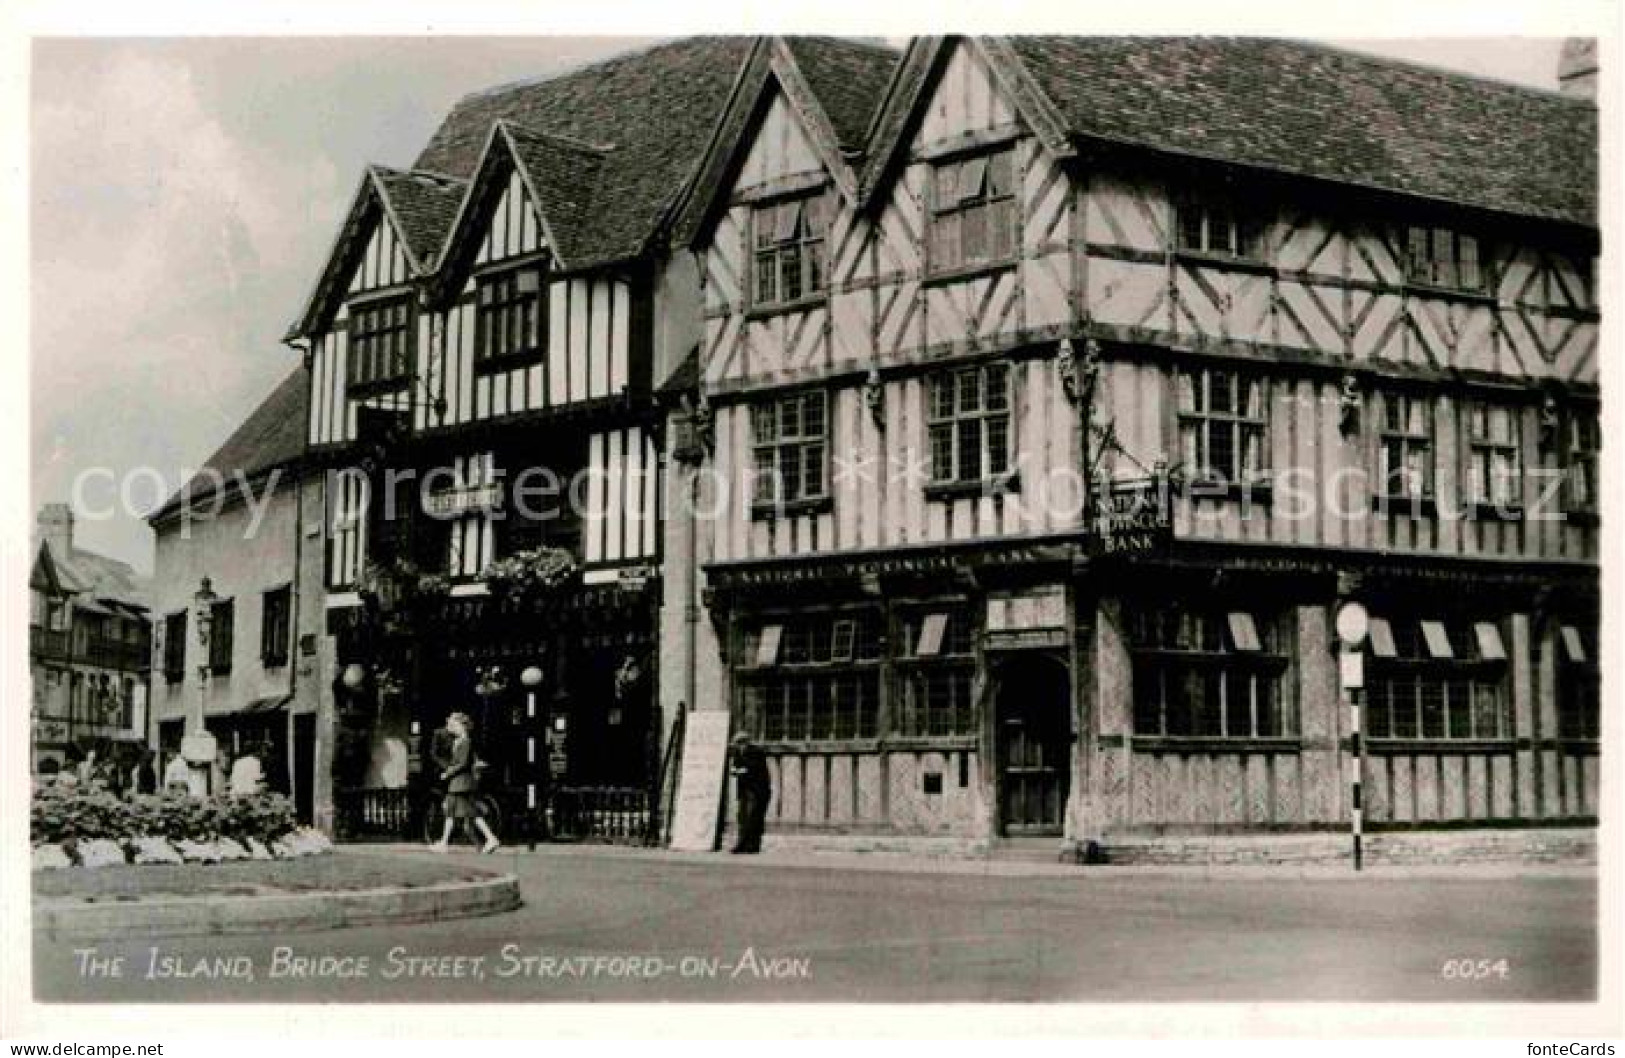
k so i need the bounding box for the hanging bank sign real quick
[1090,474,1173,557]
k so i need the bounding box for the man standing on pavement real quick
[729,733,771,854]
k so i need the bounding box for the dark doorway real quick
[293,713,316,824]
[994,654,1072,834]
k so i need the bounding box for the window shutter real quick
[774,200,803,243]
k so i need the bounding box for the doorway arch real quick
[990,652,1072,834]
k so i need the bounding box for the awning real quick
[205,694,290,719]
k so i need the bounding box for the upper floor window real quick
[1377,392,1435,501]
[1405,226,1485,293]
[751,390,828,511]
[208,599,234,676]
[1129,606,1293,739]
[475,265,545,368]
[1465,404,1523,510]
[1565,407,1600,515]
[930,149,1017,273]
[162,612,186,683]
[446,452,499,579]
[328,472,368,590]
[261,585,291,668]
[1177,368,1268,487]
[928,363,1011,488]
[1366,616,1509,741]
[753,195,828,308]
[1175,195,1267,261]
[349,296,414,389]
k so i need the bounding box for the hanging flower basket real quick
[483,547,578,602]
[358,558,451,622]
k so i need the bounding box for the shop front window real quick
[1129,606,1292,739]
[895,606,977,738]
[1365,616,1510,741]
[740,609,881,742]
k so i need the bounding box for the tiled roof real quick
[371,166,468,271]
[414,36,757,269]
[1003,36,1597,227]
[780,37,900,153]
[500,122,608,269]
[151,365,309,522]
[41,542,149,612]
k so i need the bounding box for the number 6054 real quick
[1441,958,1509,979]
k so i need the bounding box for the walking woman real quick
[432,712,500,854]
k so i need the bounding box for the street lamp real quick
[341,663,367,692]
[182,577,219,797]
[521,665,544,847]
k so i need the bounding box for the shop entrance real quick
[993,653,1071,834]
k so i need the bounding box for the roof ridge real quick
[451,36,717,106]
[1285,37,1593,106]
[498,118,614,156]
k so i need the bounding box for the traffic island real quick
[34,850,522,941]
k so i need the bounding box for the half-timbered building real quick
[284,38,756,835]
[671,36,1600,856]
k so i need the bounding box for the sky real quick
[27,34,1578,574]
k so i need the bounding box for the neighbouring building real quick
[146,366,325,821]
[282,37,766,839]
[667,37,1600,856]
[28,503,151,772]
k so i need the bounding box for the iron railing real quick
[547,786,653,844]
[333,786,420,842]
[331,783,656,845]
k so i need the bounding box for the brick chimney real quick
[1558,38,1598,100]
[36,503,74,556]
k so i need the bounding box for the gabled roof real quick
[286,166,466,340]
[673,36,900,248]
[36,541,150,613]
[862,36,1597,229]
[150,365,310,524]
[414,36,757,272]
[433,121,609,290]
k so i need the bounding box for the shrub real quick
[30,784,298,848]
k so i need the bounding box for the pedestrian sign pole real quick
[1335,602,1370,872]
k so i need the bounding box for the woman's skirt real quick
[443,791,477,819]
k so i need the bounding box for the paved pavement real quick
[33,845,1597,1002]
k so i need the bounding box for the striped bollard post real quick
[1334,602,1371,873]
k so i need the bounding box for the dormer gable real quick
[284,165,465,341]
[431,120,612,302]
[673,36,899,250]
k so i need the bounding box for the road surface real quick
[34,847,1596,1002]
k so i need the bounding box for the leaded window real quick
[1365,616,1510,741]
[1175,195,1267,261]
[1405,226,1485,293]
[1129,607,1293,738]
[1378,392,1435,500]
[1557,623,1600,741]
[895,607,977,738]
[928,364,1011,486]
[930,149,1017,272]
[349,296,414,388]
[754,195,828,307]
[751,390,828,509]
[475,265,544,366]
[1466,404,1523,509]
[1566,407,1600,514]
[1178,368,1268,486]
[741,610,881,742]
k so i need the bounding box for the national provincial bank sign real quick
[1090,474,1173,557]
